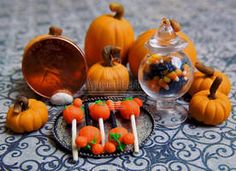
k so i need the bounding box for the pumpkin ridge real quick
[213,101,225,125]
[192,78,204,94]
[10,107,24,132]
[201,99,210,122]
[113,20,118,48]
[198,79,208,93]
[114,65,122,89]
[17,110,25,132]
[20,109,34,132]
[120,25,126,59]
[217,96,231,120]
[205,100,216,124]
[217,71,231,94]
[190,96,207,121]
[113,67,121,89]
[217,99,228,121]
[33,107,43,130]
[87,64,103,91]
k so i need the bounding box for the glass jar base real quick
[157,104,188,128]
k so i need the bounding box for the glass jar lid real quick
[146,18,188,55]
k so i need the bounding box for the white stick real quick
[72,119,78,161]
[98,118,105,146]
[131,114,139,153]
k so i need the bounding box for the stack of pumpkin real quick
[188,62,231,125]
[84,2,197,92]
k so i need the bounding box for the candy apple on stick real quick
[89,100,110,146]
[63,98,84,161]
[117,97,143,153]
[105,100,134,153]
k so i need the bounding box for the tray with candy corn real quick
[52,96,154,158]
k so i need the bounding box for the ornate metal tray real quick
[52,96,155,158]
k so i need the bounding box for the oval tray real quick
[52,96,155,158]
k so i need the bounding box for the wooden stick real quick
[98,118,105,146]
[131,115,139,153]
[72,119,78,161]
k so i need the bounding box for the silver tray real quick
[52,96,155,158]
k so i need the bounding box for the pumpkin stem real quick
[195,62,214,77]
[170,19,181,32]
[102,45,121,67]
[208,76,223,99]
[13,96,29,113]
[109,3,124,19]
[49,26,63,36]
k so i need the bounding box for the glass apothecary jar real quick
[138,18,194,127]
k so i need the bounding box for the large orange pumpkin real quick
[188,62,231,96]
[6,96,48,133]
[128,29,197,78]
[86,46,130,92]
[189,76,231,125]
[85,3,135,66]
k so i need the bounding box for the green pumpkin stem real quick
[125,97,133,101]
[13,96,29,113]
[109,3,124,19]
[102,45,121,67]
[110,133,126,151]
[195,62,215,77]
[208,76,223,99]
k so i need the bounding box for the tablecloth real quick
[0,0,236,170]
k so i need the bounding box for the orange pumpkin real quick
[119,98,142,120]
[63,104,84,124]
[76,126,102,148]
[85,3,135,66]
[6,96,48,133]
[108,127,128,144]
[128,29,197,78]
[91,144,104,155]
[188,62,231,96]
[108,126,134,152]
[89,100,110,121]
[189,76,231,125]
[104,141,116,153]
[86,46,129,92]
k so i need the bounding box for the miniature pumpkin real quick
[86,45,129,92]
[6,96,48,133]
[108,127,128,144]
[119,97,142,120]
[91,144,104,155]
[189,76,231,125]
[108,127,134,151]
[85,2,135,66]
[73,98,83,107]
[76,126,101,148]
[128,29,197,78]
[89,100,110,121]
[63,103,84,124]
[188,62,231,96]
[104,141,116,153]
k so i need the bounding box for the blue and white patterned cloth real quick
[0,0,236,170]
